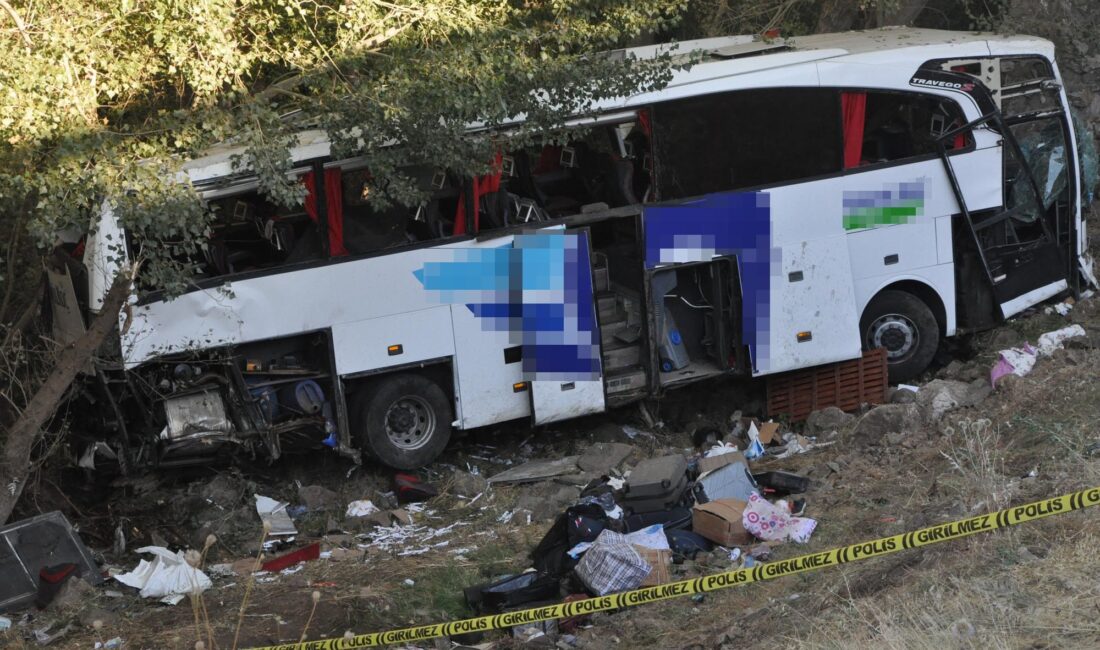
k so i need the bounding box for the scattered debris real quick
[577,442,635,474]
[345,500,380,518]
[262,542,321,572]
[488,457,581,485]
[696,452,756,502]
[741,493,816,543]
[574,530,651,596]
[0,511,102,613]
[991,325,1087,387]
[622,426,655,440]
[394,473,439,503]
[255,494,298,538]
[298,485,340,511]
[113,546,212,601]
[693,499,753,546]
[33,621,72,646]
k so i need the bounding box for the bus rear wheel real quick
[353,373,452,470]
[860,290,939,384]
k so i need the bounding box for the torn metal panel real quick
[486,456,580,485]
[46,265,86,347]
[0,512,102,613]
[162,390,233,441]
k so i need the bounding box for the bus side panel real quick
[450,304,532,429]
[759,234,863,375]
[330,306,455,376]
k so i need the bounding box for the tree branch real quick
[0,0,32,48]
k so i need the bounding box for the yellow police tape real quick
[246,485,1100,650]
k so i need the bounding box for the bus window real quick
[503,122,645,220]
[843,91,970,168]
[652,88,842,200]
[203,191,320,277]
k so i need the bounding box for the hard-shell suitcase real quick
[622,506,692,533]
[621,455,690,514]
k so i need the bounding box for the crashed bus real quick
[57,28,1094,472]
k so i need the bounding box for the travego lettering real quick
[910,77,973,91]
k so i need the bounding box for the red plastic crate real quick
[766,348,888,421]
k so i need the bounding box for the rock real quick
[804,407,854,435]
[988,327,1020,350]
[80,607,120,629]
[298,485,340,511]
[915,379,991,423]
[516,484,580,522]
[199,474,242,508]
[851,404,922,443]
[51,576,95,611]
[939,359,966,380]
[450,471,489,497]
[889,388,917,404]
[577,442,635,474]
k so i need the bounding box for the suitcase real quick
[621,455,690,514]
[623,506,693,533]
[752,471,810,496]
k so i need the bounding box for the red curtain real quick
[841,92,867,169]
[323,169,348,256]
[453,153,503,236]
[302,170,348,256]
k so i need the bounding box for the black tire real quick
[860,290,939,384]
[353,373,452,470]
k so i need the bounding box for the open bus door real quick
[932,68,1079,324]
[526,228,607,425]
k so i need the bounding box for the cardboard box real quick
[632,545,671,586]
[692,499,753,546]
[697,449,746,477]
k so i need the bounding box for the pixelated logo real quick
[414,232,601,382]
[842,179,927,230]
[643,192,779,373]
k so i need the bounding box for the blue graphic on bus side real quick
[414,232,601,381]
[643,192,777,372]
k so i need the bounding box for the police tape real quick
[246,485,1100,650]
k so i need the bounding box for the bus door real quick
[524,228,608,425]
[932,63,1080,320]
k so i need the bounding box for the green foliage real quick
[0,0,691,302]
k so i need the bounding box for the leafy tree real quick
[0,0,691,522]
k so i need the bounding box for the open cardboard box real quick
[692,498,754,546]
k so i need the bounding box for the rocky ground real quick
[5,286,1100,649]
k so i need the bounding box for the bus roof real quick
[182,27,1056,184]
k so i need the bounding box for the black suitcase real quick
[623,506,692,533]
[621,455,690,514]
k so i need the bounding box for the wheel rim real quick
[868,313,919,363]
[384,395,436,451]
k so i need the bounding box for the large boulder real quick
[915,379,992,423]
[851,404,922,443]
[804,407,855,435]
[298,484,340,511]
[577,442,635,474]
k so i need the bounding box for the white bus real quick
[62,28,1093,471]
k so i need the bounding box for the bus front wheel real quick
[354,373,452,470]
[860,290,939,384]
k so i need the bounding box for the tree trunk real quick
[0,275,129,525]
